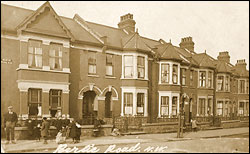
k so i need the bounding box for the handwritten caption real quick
[53,143,168,153]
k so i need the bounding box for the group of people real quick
[3,106,82,144]
[3,106,121,145]
[26,115,82,144]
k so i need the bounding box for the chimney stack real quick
[217,51,230,63]
[118,13,136,34]
[235,59,247,70]
[179,36,195,53]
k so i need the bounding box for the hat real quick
[8,106,13,109]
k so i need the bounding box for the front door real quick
[105,92,112,118]
[82,91,97,124]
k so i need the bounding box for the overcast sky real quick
[2,1,249,68]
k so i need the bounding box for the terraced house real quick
[1,2,249,130]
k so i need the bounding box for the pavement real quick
[1,127,249,153]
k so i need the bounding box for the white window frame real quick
[158,91,180,118]
[121,87,148,117]
[159,61,180,85]
[121,53,148,80]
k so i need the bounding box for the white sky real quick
[2,1,249,69]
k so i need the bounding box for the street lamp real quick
[177,93,190,138]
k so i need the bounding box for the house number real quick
[1,59,12,64]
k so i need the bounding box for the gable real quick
[24,7,68,38]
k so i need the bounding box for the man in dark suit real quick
[4,106,18,144]
[41,117,50,144]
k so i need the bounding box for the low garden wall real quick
[7,124,113,140]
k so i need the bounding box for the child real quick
[56,126,66,144]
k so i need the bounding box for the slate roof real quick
[156,43,184,61]
[1,3,102,45]
[192,53,217,69]
[216,61,233,73]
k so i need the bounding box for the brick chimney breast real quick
[235,59,247,71]
[217,51,230,63]
[179,36,195,53]
[118,13,136,34]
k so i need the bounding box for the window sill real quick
[105,76,116,79]
[88,74,99,78]
[16,67,71,74]
[158,83,180,86]
[121,78,149,81]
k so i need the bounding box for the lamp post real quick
[177,93,189,138]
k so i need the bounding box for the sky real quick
[2,1,249,69]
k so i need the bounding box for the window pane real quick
[124,56,133,66]
[161,64,169,83]
[106,54,113,64]
[106,65,113,76]
[137,56,144,66]
[138,67,144,78]
[125,67,133,77]
[88,52,96,64]
[89,65,96,74]
[172,97,177,116]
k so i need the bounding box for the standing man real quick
[41,117,50,144]
[4,106,18,144]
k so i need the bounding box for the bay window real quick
[161,64,169,83]
[124,55,133,78]
[49,44,62,70]
[161,96,169,116]
[88,51,97,74]
[28,89,42,117]
[28,40,43,68]
[49,90,62,117]
[199,71,206,87]
[172,65,178,84]
[217,101,223,116]
[124,93,133,115]
[217,76,224,91]
[137,56,145,78]
[137,93,144,114]
[106,54,114,76]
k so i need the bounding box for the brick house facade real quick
[1,2,249,125]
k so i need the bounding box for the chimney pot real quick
[179,36,195,53]
[118,13,136,33]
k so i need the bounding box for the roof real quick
[216,61,233,73]
[1,3,33,31]
[192,53,217,69]
[156,43,183,61]
[1,3,101,45]
[122,31,153,52]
